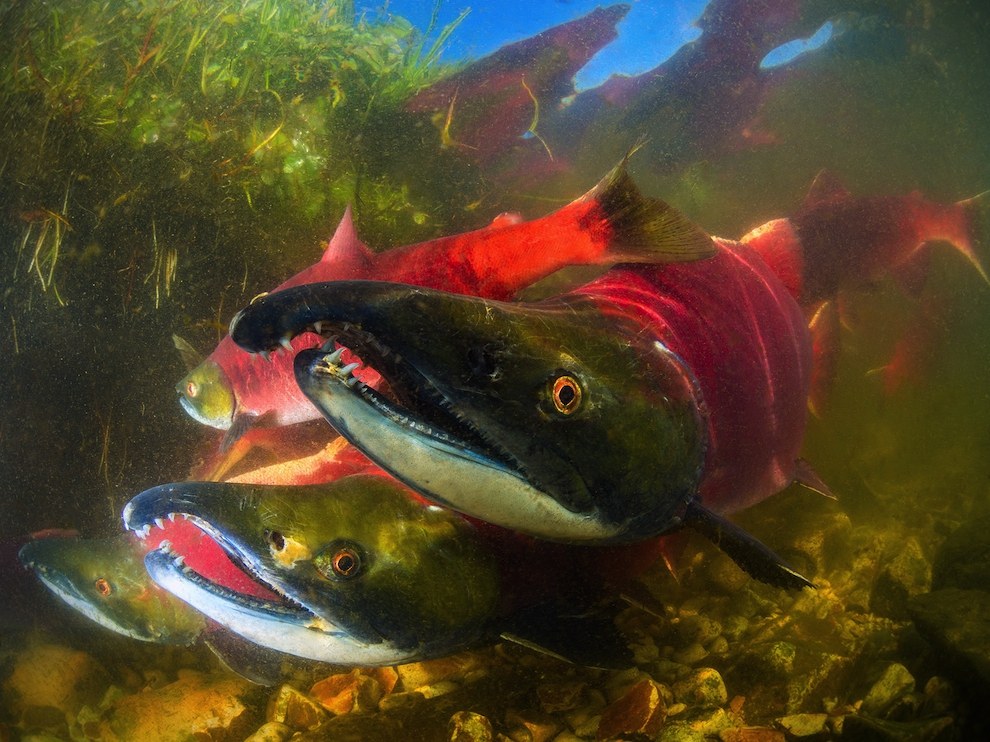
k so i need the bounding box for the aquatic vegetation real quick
[0,0,474,312]
[4,0,990,739]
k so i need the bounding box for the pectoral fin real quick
[682,500,812,591]
[500,600,633,670]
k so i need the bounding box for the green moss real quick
[0,0,477,312]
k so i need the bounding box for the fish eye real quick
[550,374,582,415]
[314,540,364,581]
[95,578,112,597]
[186,380,198,398]
[265,529,286,551]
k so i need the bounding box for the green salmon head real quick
[19,535,205,644]
[176,360,236,429]
[124,476,501,651]
[229,281,707,543]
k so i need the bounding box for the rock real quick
[310,669,384,715]
[562,688,606,735]
[397,652,489,691]
[95,670,259,741]
[860,663,915,717]
[244,721,294,741]
[672,668,728,707]
[596,679,667,741]
[505,709,561,742]
[672,642,709,666]
[718,728,785,742]
[536,681,587,713]
[775,713,829,738]
[931,514,990,591]
[266,684,327,730]
[657,722,707,742]
[785,654,851,714]
[2,643,110,724]
[908,588,990,690]
[869,537,931,619]
[839,713,953,741]
[448,710,494,742]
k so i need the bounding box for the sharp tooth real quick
[260,350,271,362]
[280,336,294,351]
[325,347,345,365]
[167,513,177,522]
[345,376,361,388]
[154,518,165,530]
[174,554,185,566]
[141,524,152,538]
[340,362,360,376]
[314,321,325,335]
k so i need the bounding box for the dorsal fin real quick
[172,334,203,372]
[320,206,373,272]
[802,169,851,210]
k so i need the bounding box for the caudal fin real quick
[957,191,990,285]
[586,160,718,264]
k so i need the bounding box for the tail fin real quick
[585,159,718,264]
[957,191,990,285]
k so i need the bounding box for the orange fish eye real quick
[95,578,112,597]
[331,547,361,579]
[265,529,286,551]
[551,374,582,415]
[186,380,198,398]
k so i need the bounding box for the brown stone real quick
[397,651,488,691]
[266,684,327,730]
[596,678,667,741]
[2,643,110,722]
[310,669,384,715]
[505,709,561,742]
[719,727,786,742]
[96,670,258,741]
[244,721,294,741]
[448,710,494,742]
[537,681,587,713]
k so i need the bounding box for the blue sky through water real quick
[355,0,710,91]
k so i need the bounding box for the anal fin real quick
[682,500,813,591]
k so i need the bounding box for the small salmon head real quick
[176,360,236,429]
[19,535,205,644]
[124,475,500,663]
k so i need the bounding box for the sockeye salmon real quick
[742,172,988,409]
[124,470,668,668]
[177,162,716,450]
[228,198,824,587]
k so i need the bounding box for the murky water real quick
[2,1,989,739]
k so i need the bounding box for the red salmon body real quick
[574,237,812,514]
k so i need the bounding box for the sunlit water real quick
[2,1,989,739]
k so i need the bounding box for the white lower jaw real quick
[36,576,163,643]
[178,395,232,430]
[300,371,619,543]
[145,551,417,666]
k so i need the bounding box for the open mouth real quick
[122,498,308,619]
[123,487,419,665]
[297,333,531,485]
